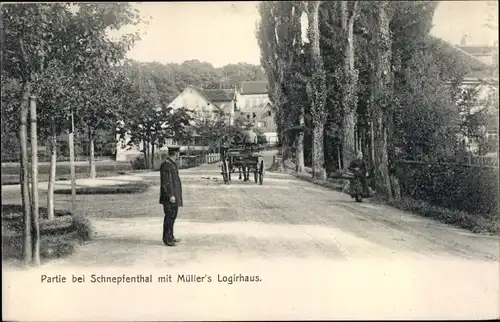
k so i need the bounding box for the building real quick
[167,85,236,120]
[234,102,278,144]
[441,36,499,154]
[234,80,277,143]
[235,81,271,112]
[115,81,279,161]
[115,85,236,161]
[458,35,498,69]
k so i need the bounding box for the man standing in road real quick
[159,148,183,246]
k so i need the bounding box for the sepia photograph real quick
[1,1,499,320]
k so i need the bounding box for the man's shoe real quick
[173,238,181,243]
[165,241,176,247]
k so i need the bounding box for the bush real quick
[54,182,150,195]
[179,156,203,169]
[396,161,499,216]
[130,155,148,170]
[131,153,169,170]
[2,205,94,261]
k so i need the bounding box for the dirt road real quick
[3,160,499,320]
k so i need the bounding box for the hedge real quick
[1,161,132,176]
[2,204,94,260]
[54,182,150,195]
[1,162,134,186]
[396,161,499,216]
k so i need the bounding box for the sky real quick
[122,1,499,68]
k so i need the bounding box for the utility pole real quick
[29,95,40,265]
[69,110,76,212]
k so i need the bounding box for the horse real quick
[237,164,251,181]
[232,157,250,182]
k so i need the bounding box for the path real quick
[3,158,499,321]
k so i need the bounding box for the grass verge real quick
[2,204,94,261]
[54,182,151,195]
[0,161,146,186]
[1,170,150,186]
[379,197,500,235]
[270,168,500,236]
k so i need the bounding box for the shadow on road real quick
[51,231,349,267]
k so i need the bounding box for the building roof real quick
[240,81,269,95]
[174,85,226,114]
[457,45,497,56]
[200,88,235,102]
[430,36,497,80]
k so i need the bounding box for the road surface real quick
[3,156,500,321]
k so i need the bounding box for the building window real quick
[268,111,272,116]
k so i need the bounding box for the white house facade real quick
[115,85,237,161]
[115,81,279,161]
[235,81,271,112]
[235,101,278,144]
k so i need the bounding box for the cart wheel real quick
[259,160,264,185]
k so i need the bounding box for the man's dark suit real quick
[159,157,183,246]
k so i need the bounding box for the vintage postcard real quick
[2,1,499,320]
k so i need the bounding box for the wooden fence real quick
[177,153,220,169]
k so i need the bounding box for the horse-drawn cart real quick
[220,130,265,185]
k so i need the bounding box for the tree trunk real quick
[371,0,393,200]
[295,107,305,172]
[142,138,149,169]
[337,145,342,170]
[360,126,370,196]
[68,113,77,212]
[29,95,40,266]
[151,143,155,169]
[340,1,359,171]
[307,1,327,180]
[342,112,356,168]
[47,118,57,221]
[19,80,32,265]
[311,124,325,179]
[89,130,96,179]
[372,111,392,198]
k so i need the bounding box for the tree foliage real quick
[257,0,494,200]
[117,62,194,168]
